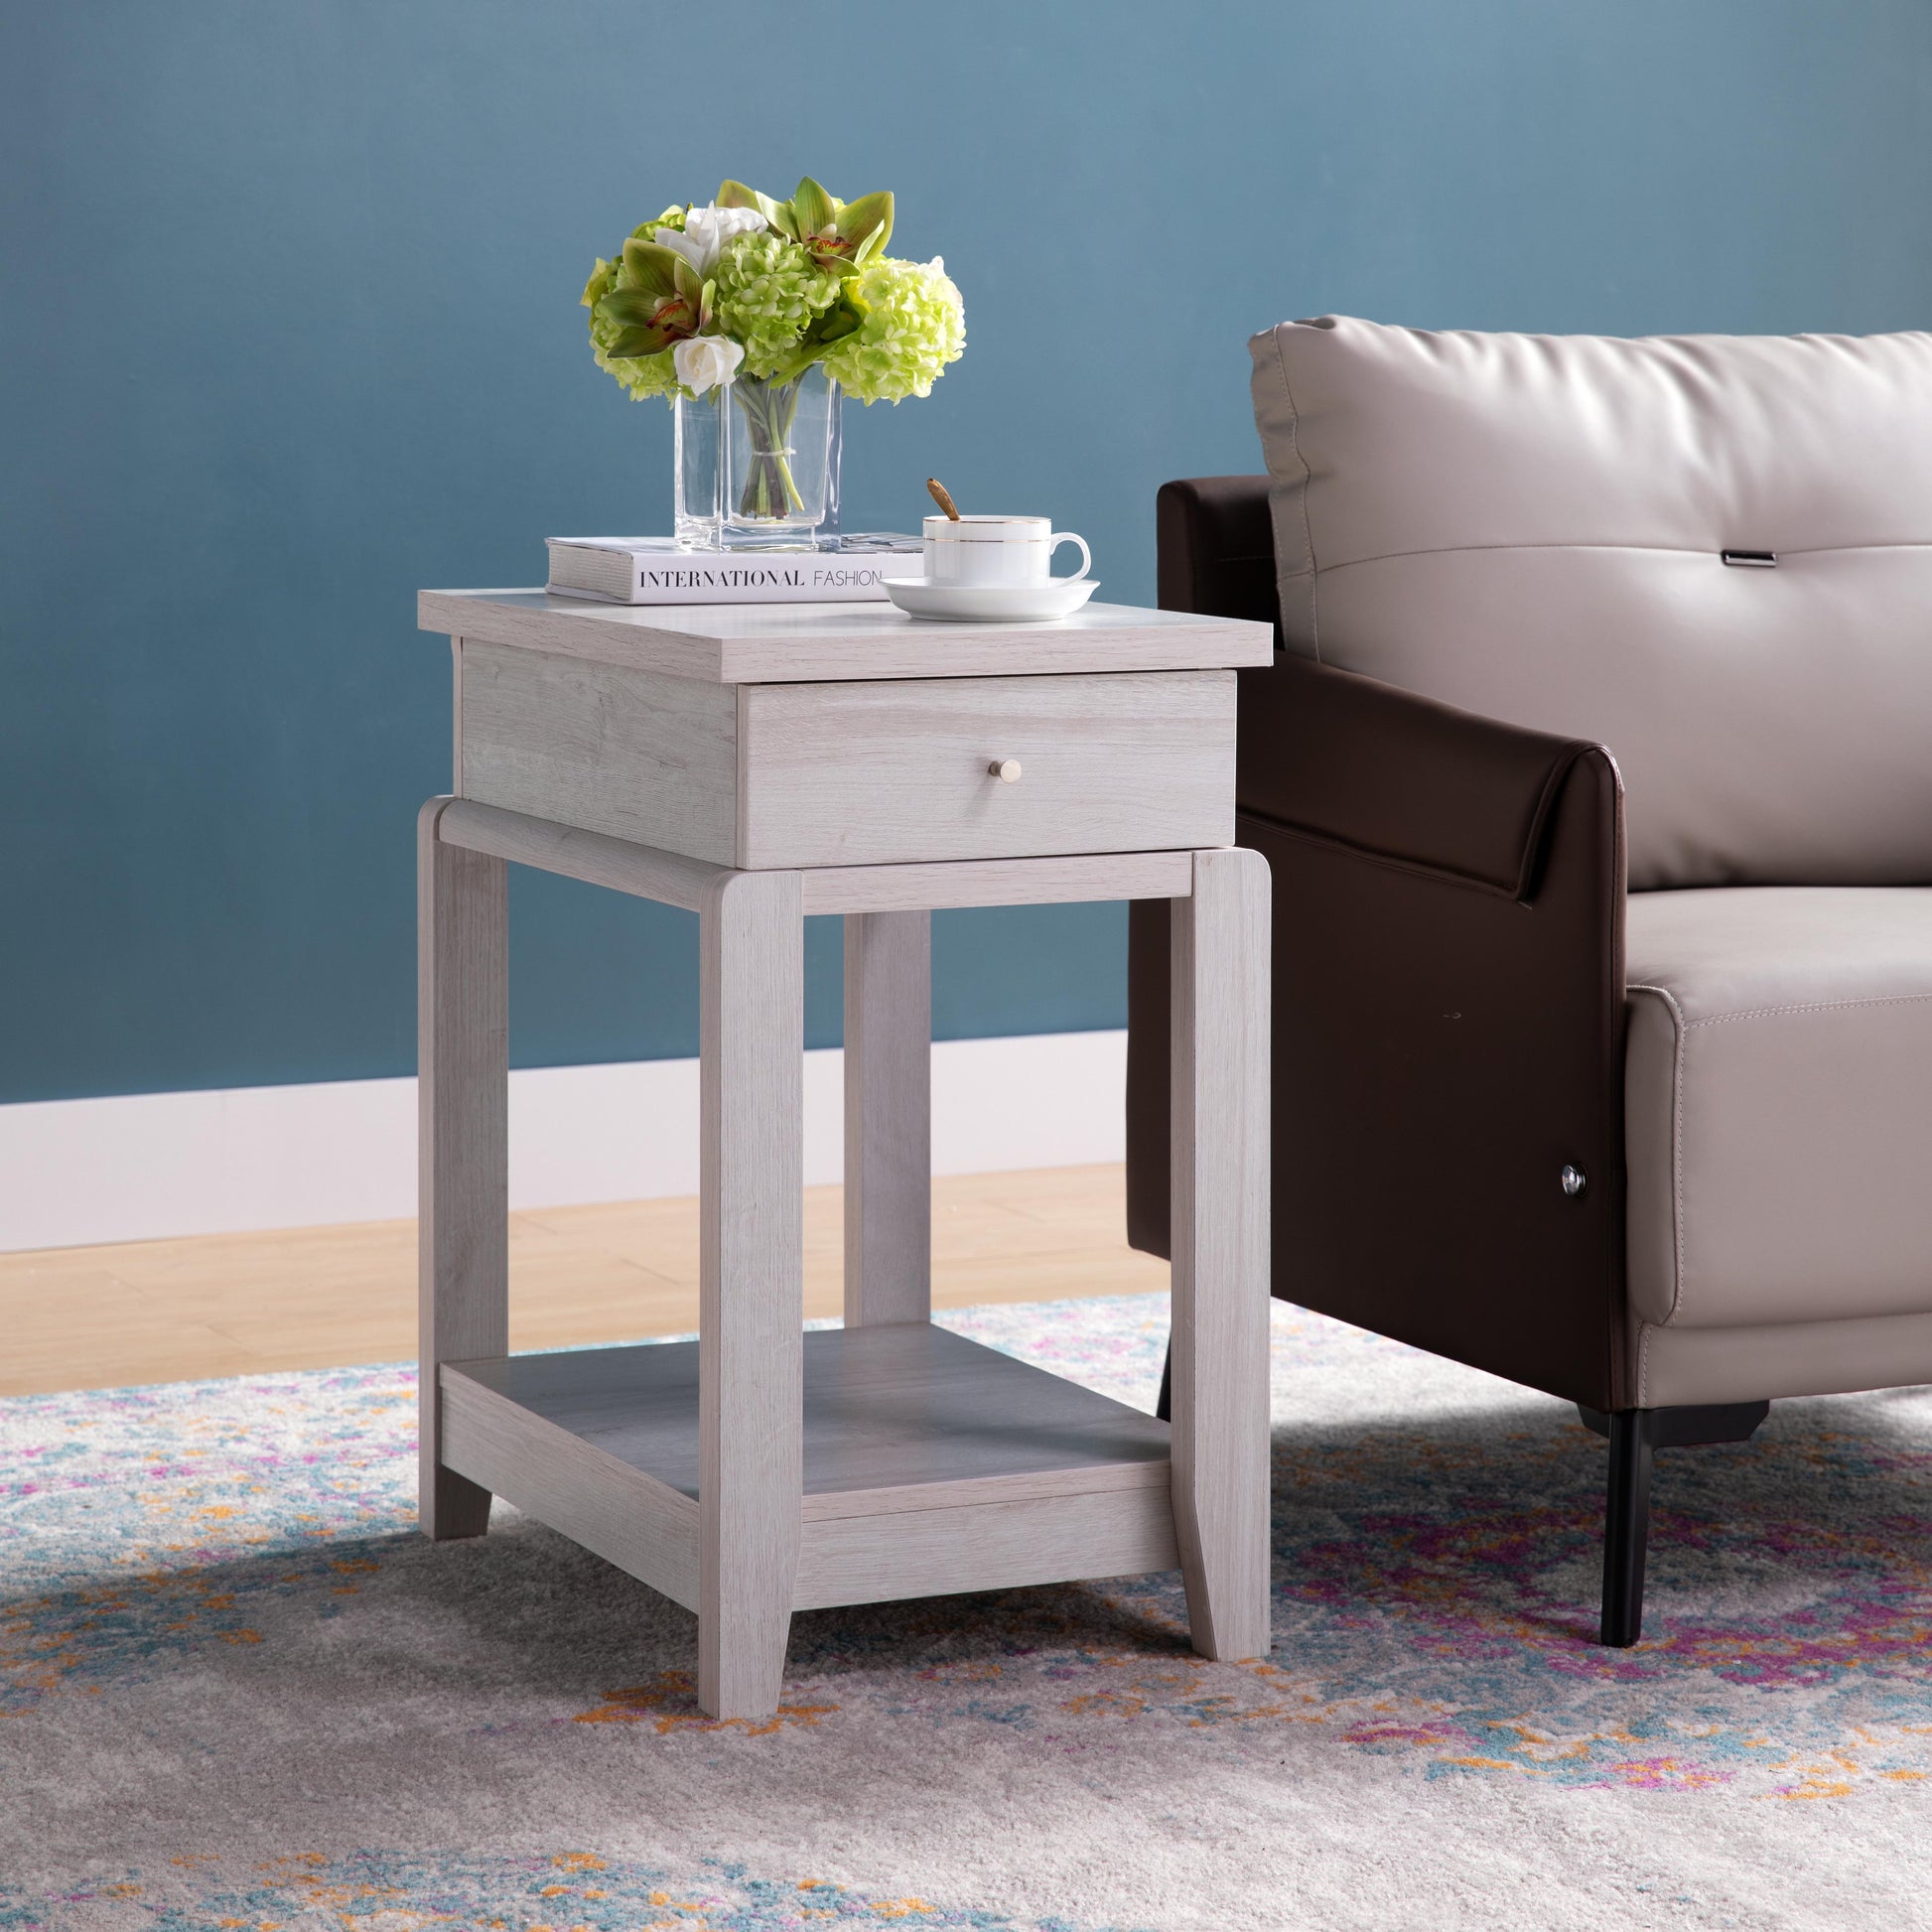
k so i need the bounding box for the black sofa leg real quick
[1583,1399,1769,1646]
[1599,1410,1657,1647]
[1156,1340,1172,1422]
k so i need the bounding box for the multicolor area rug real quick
[5,1298,1932,1930]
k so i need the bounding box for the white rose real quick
[657,202,766,280]
[673,335,745,395]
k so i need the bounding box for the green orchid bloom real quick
[595,237,714,358]
[717,177,895,273]
[714,179,787,230]
[781,179,894,272]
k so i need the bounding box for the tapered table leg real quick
[1170,845,1272,1660]
[418,797,507,1541]
[843,909,932,1328]
[699,869,805,1719]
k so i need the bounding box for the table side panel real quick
[797,849,1195,913]
[436,800,1190,915]
[440,1362,700,1609]
[437,798,728,914]
[801,1455,1171,1524]
[792,1487,1179,1611]
[460,640,739,865]
[738,671,1236,869]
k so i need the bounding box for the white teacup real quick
[923,515,1091,588]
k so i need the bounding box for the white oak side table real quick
[415,589,1274,1720]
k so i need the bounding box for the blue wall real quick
[7,0,1932,1102]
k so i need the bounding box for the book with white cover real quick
[546,535,919,605]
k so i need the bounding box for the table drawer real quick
[459,641,1234,868]
[737,671,1234,868]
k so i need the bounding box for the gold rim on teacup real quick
[922,515,1091,586]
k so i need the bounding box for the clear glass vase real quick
[673,387,723,549]
[674,365,841,551]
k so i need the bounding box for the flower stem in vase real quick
[736,377,806,519]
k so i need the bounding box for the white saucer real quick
[881,576,1100,623]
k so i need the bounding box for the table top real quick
[418,589,1274,685]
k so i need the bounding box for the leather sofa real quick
[1127,317,1932,1644]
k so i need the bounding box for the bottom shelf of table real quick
[440,1323,1178,1615]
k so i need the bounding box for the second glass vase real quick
[675,366,841,552]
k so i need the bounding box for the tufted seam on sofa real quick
[1684,991,1932,1030]
[1285,536,1932,578]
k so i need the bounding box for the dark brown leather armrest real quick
[1132,476,1633,1409]
[1156,477,1281,628]
[1157,474,1596,903]
[1236,654,1600,903]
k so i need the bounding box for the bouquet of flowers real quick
[582,178,965,522]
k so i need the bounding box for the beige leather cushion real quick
[1625,888,1932,1336]
[1633,1310,1932,1409]
[1249,317,1932,889]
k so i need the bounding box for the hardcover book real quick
[545,535,918,606]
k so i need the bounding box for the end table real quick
[415,589,1274,1719]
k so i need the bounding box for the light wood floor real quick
[0,1165,1167,1396]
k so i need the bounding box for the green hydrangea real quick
[582,251,682,401]
[821,256,965,403]
[711,230,840,379]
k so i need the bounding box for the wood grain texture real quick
[798,849,1193,913]
[460,640,739,864]
[802,1456,1171,1524]
[441,1325,1168,1506]
[458,646,1230,871]
[441,813,1193,915]
[437,798,728,913]
[0,1166,1167,1396]
[436,1328,1167,1614]
[843,911,931,1327]
[737,672,1236,869]
[419,589,1275,684]
[699,867,804,1719]
[435,1324,1173,1614]
[1169,844,1272,1661]
[792,1485,1178,1611]
[417,797,508,1541]
[778,1319,1170,1495]
[440,1360,700,1609]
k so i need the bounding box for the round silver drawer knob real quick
[1561,1164,1587,1198]
[989,759,1023,783]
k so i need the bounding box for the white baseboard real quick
[0,1030,1128,1253]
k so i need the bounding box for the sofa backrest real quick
[1249,316,1932,889]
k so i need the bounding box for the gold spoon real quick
[926,477,962,521]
